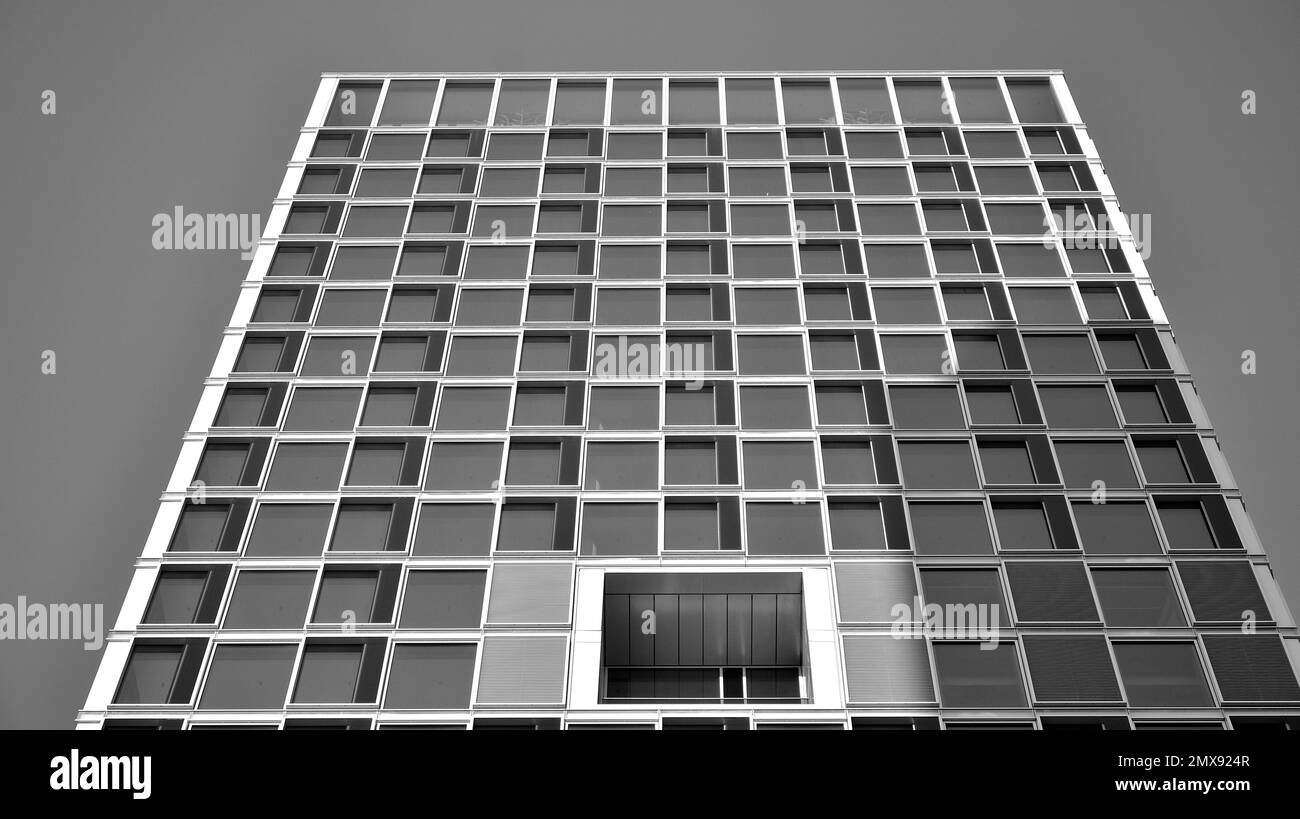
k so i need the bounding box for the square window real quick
[596,288,660,325]
[114,644,186,705]
[224,571,314,629]
[744,502,825,555]
[821,439,875,484]
[1072,501,1161,555]
[245,504,332,557]
[873,287,941,324]
[1054,441,1138,488]
[890,385,965,429]
[384,644,476,709]
[355,167,416,197]
[198,645,296,710]
[664,502,721,550]
[329,503,394,551]
[1098,336,1149,370]
[1010,287,1080,324]
[964,384,1020,425]
[738,335,806,375]
[1037,385,1118,428]
[725,79,779,124]
[313,571,380,623]
[1111,643,1213,707]
[292,643,367,704]
[734,288,799,325]
[253,290,301,323]
[400,571,487,629]
[858,204,922,236]
[346,442,408,486]
[497,503,561,551]
[553,81,606,125]
[730,205,791,236]
[513,385,568,426]
[434,387,512,431]
[215,388,269,427]
[605,167,662,196]
[506,441,562,485]
[739,385,812,430]
[665,384,716,425]
[527,288,576,322]
[1092,569,1186,627]
[144,570,211,625]
[898,441,980,489]
[585,441,658,489]
[455,289,525,327]
[816,385,869,425]
[932,643,1027,708]
[425,441,502,490]
[828,501,888,550]
[413,503,495,556]
[992,502,1054,550]
[463,245,530,279]
[601,205,663,237]
[301,336,375,377]
[736,244,797,278]
[1116,385,1167,424]
[588,386,660,430]
[803,286,855,321]
[235,337,287,372]
[520,335,573,371]
[909,502,993,554]
[582,503,658,555]
[1157,501,1217,550]
[316,290,386,326]
[978,440,1036,484]
[743,441,819,490]
[666,287,714,321]
[361,387,419,426]
[953,334,1005,371]
[195,443,250,487]
[665,440,717,485]
[284,387,362,431]
[343,206,407,238]
[965,131,1024,159]
[852,166,912,196]
[881,334,948,374]
[445,335,516,375]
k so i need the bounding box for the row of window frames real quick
[838,634,1300,709]
[187,438,1225,517]
[264,238,1131,284]
[204,379,1195,443]
[285,191,1104,242]
[135,559,1272,631]
[335,77,1063,132]
[297,162,1096,202]
[93,715,1300,730]
[108,632,1296,711]
[215,379,1194,440]
[167,489,1243,559]
[246,280,1146,331]
[321,76,1066,129]
[313,126,1081,164]
[231,329,1169,381]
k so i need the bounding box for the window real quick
[730,204,791,236]
[1156,500,1219,550]
[889,385,964,429]
[245,504,332,557]
[198,644,297,710]
[964,384,1021,424]
[920,569,1007,613]
[1115,385,1168,424]
[858,204,921,235]
[1010,287,1080,324]
[424,441,502,490]
[742,441,818,490]
[739,386,812,430]
[114,643,194,705]
[1024,334,1098,373]
[588,386,660,430]
[608,132,663,160]
[932,643,1027,708]
[413,503,495,556]
[781,79,835,124]
[361,386,421,427]
[1072,501,1162,555]
[313,569,384,624]
[664,501,724,550]
[1111,643,1213,707]
[853,166,912,196]
[581,503,658,555]
[195,442,251,486]
[821,439,875,484]
[585,441,658,489]
[985,203,1047,233]
[329,502,398,551]
[735,244,797,278]
[991,501,1055,550]
[400,571,487,629]
[839,79,895,125]
[1092,569,1186,627]
[745,502,825,555]
[283,387,362,431]
[346,441,411,486]
[725,78,779,124]
[167,502,237,553]
[611,78,663,124]
[506,440,562,485]
[553,81,605,125]
[898,441,979,489]
[601,205,662,236]
[497,501,566,551]
[384,644,477,709]
[1006,562,1098,622]
[738,335,806,375]
[828,501,888,550]
[463,244,530,279]
[435,387,512,430]
[520,334,574,371]
[908,502,993,554]
[223,571,314,629]
[665,383,718,426]
[1053,440,1138,488]
[665,440,718,485]
[605,167,662,196]
[265,442,348,491]
[144,569,220,625]
[596,288,660,325]
[301,336,374,377]
[1037,385,1118,429]
[514,385,568,426]
[1136,440,1192,484]
[445,336,516,375]
[803,285,857,321]
[978,440,1036,484]
[292,641,378,704]
[873,287,940,324]
[881,334,948,374]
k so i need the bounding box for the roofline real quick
[319,69,1067,79]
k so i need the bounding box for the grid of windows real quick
[85,72,1300,731]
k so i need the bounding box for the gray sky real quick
[1,0,1296,727]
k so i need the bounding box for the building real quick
[79,71,1300,730]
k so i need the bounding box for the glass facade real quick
[81,72,1300,730]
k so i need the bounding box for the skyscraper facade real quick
[80,71,1300,730]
